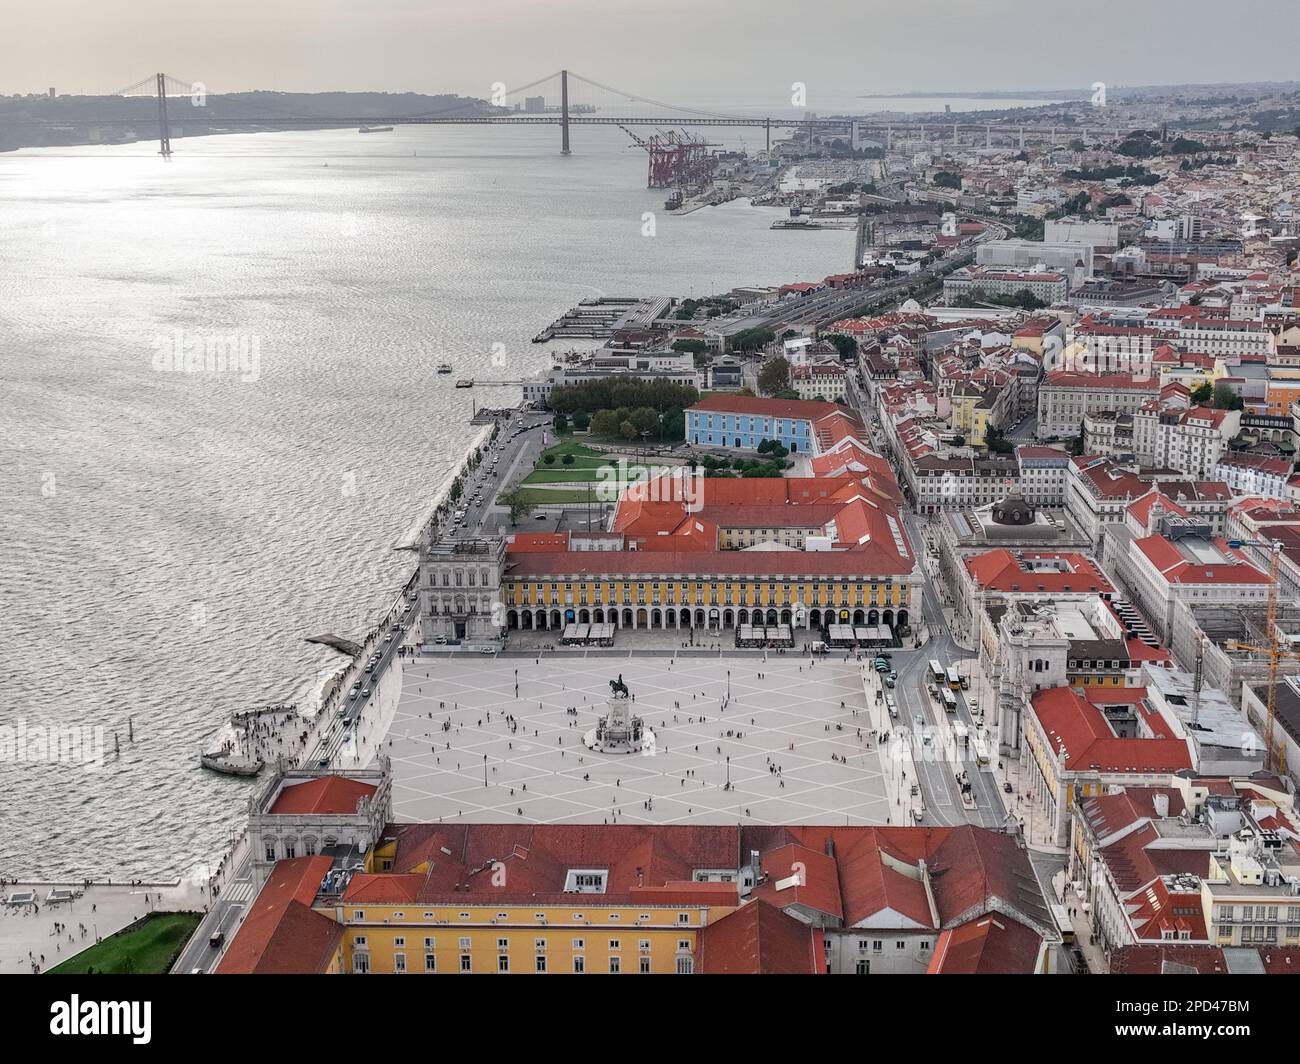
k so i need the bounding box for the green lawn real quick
[541,441,605,460]
[524,464,653,485]
[48,911,204,975]
[511,486,613,505]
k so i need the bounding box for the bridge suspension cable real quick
[566,71,749,122]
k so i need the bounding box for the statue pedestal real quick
[583,696,655,755]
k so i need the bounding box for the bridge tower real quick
[560,69,571,155]
[155,72,172,158]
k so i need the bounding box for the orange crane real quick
[1225,539,1289,774]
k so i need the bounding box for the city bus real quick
[928,660,945,684]
[941,689,958,713]
[946,666,961,690]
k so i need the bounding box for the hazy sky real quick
[5,0,1298,100]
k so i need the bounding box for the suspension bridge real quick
[5,69,1123,165]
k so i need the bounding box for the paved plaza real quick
[381,653,894,826]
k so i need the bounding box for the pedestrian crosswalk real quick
[222,880,253,903]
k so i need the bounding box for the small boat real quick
[665,190,683,210]
[358,125,394,133]
[436,363,453,374]
[200,751,264,777]
[455,378,474,389]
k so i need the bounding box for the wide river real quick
[0,121,864,880]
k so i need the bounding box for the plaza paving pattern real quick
[383,655,894,826]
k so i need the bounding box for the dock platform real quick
[532,296,669,343]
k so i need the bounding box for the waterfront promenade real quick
[0,878,207,974]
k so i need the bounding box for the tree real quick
[631,406,660,438]
[933,171,962,189]
[500,489,531,526]
[619,420,638,441]
[1213,383,1244,410]
[661,409,686,441]
[730,327,776,353]
[542,453,556,465]
[822,332,858,359]
[1190,381,1213,404]
[672,339,707,354]
[562,453,575,466]
[589,409,621,437]
[757,356,790,396]
[572,410,590,432]
[553,413,569,434]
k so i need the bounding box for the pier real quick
[532,296,669,342]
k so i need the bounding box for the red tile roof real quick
[1133,535,1271,586]
[268,776,379,816]
[1126,490,1190,528]
[695,900,824,974]
[964,550,1113,595]
[928,915,1044,974]
[1030,687,1193,774]
[752,842,844,921]
[688,394,861,424]
[504,546,915,580]
[1044,371,1162,390]
[216,856,341,974]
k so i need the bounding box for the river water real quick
[0,122,862,879]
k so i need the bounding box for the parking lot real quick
[379,653,895,826]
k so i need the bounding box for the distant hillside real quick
[0,90,504,151]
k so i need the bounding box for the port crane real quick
[617,124,719,191]
[1225,539,1290,774]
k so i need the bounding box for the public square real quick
[380,652,895,826]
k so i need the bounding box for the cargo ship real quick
[359,125,394,133]
[436,363,453,374]
[455,378,474,389]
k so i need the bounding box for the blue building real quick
[686,395,856,454]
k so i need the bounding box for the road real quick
[173,866,255,974]
[452,410,554,538]
[844,313,1013,830]
[712,219,1008,337]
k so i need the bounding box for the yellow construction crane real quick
[1225,539,1288,774]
